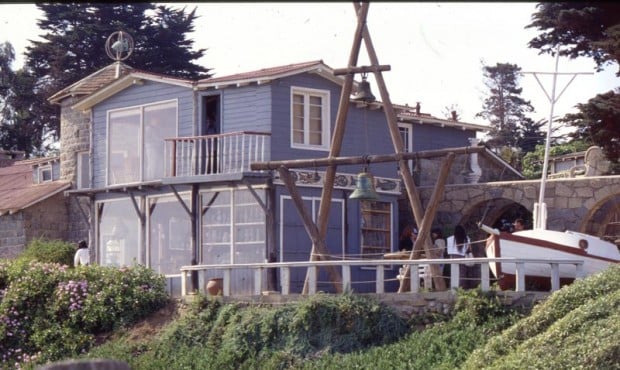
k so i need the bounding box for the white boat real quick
[479,51,619,290]
[481,224,620,290]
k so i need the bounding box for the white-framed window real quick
[398,123,414,172]
[77,151,90,189]
[38,165,53,183]
[97,198,142,267]
[107,100,178,185]
[290,87,330,150]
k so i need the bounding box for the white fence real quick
[180,257,585,297]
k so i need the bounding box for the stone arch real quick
[581,193,620,240]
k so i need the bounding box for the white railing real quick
[164,131,271,177]
[180,258,584,297]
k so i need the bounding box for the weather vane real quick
[105,31,134,77]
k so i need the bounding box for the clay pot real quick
[206,278,223,296]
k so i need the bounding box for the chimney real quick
[415,102,421,115]
[451,110,457,121]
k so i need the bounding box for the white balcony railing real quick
[164,131,270,178]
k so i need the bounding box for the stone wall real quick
[24,193,70,243]
[0,213,26,259]
[59,96,91,243]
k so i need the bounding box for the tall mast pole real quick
[523,46,592,230]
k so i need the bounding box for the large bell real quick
[349,171,379,200]
[351,77,376,103]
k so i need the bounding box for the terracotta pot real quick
[206,278,223,296]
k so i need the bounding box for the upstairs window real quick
[291,87,330,150]
[77,151,90,189]
[38,165,52,183]
[107,100,177,185]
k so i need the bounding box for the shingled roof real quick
[48,62,134,104]
[0,159,70,216]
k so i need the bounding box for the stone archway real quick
[582,193,620,243]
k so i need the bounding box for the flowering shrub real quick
[0,257,169,368]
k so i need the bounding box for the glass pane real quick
[144,102,177,181]
[309,131,322,145]
[109,108,140,185]
[148,195,191,275]
[77,152,89,189]
[99,199,140,267]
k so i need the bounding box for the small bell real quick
[351,75,376,103]
[349,171,379,200]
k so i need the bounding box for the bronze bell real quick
[351,76,376,103]
[349,171,379,200]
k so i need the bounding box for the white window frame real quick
[398,122,414,172]
[290,86,331,151]
[38,165,53,183]
[76,151,90,189]
[106,99,178,186]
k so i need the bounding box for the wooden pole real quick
[277,167,343,293]
[398,153,455,292]
[305,2,370,294]
[251,146,484,171]
[353,1,436,269]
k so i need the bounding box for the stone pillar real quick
[465,137,482,184]
[59,96,91,242]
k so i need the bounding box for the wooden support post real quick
[277,167,343,293]
[397,153,454,292]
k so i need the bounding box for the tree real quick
[14,3,211,156]
[562,90,620,163]
[476,62,544,165]
[521,140,591,179]
[527,3,620,163]
[527,3,620,75]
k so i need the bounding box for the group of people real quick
[398,224,483,289]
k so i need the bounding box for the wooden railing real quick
[180,257,585,297]
[164,131,271,177]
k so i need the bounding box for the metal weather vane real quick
[105,31,134,78]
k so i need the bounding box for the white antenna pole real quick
[523,46,593,230]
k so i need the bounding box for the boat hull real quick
[485,229,620,291]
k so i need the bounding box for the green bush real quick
[463,265,620,369]
[17,238,76,267]
[0,260,169,368]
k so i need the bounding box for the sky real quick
[1,2,618,127]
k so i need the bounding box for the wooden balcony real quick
[164,131,271,181]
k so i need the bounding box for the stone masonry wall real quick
[0,213,26,259]
[24,193,69,243]
[59,96,91,243]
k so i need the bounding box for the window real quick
[38,166,52,183]
[398,123,414,172]
[107,100,177,185]
[360,200,392,258]
[97,198,141,267]
[291,87,330,150]
[77,151,90,189]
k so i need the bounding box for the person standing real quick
[399,225,417,251]
[74,240,90,267]
[446,225,470,288]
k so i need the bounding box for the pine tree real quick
[12,3,211,156]
[476,62,543,162]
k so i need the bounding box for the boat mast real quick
[523,46,592,230]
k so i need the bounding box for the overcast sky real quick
[1,2,618,126]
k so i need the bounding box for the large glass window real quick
[291,87,330,150]
[148,194,192,275]
[107,100,177,185]
[98,198,141,267]
[77,151,90,189]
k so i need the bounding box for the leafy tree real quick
[527,3,620,74]
[11,3,211,156]
[562,90,620,163]
[521,140,590,179]
[527,3,620,162]
[476,62,544,167]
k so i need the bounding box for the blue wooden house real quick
[50,60,487,295]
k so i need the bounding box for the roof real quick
[52,59,487,131]
[48,62,135,104]
[196,60,337,88]
[0,159,71,216]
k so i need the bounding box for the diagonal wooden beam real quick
[352,2,438,281]
[278,167,343,293]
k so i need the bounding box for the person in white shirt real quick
[74,240,90,267]
[446,225,470,288]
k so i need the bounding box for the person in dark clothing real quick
[398,225,417,251]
